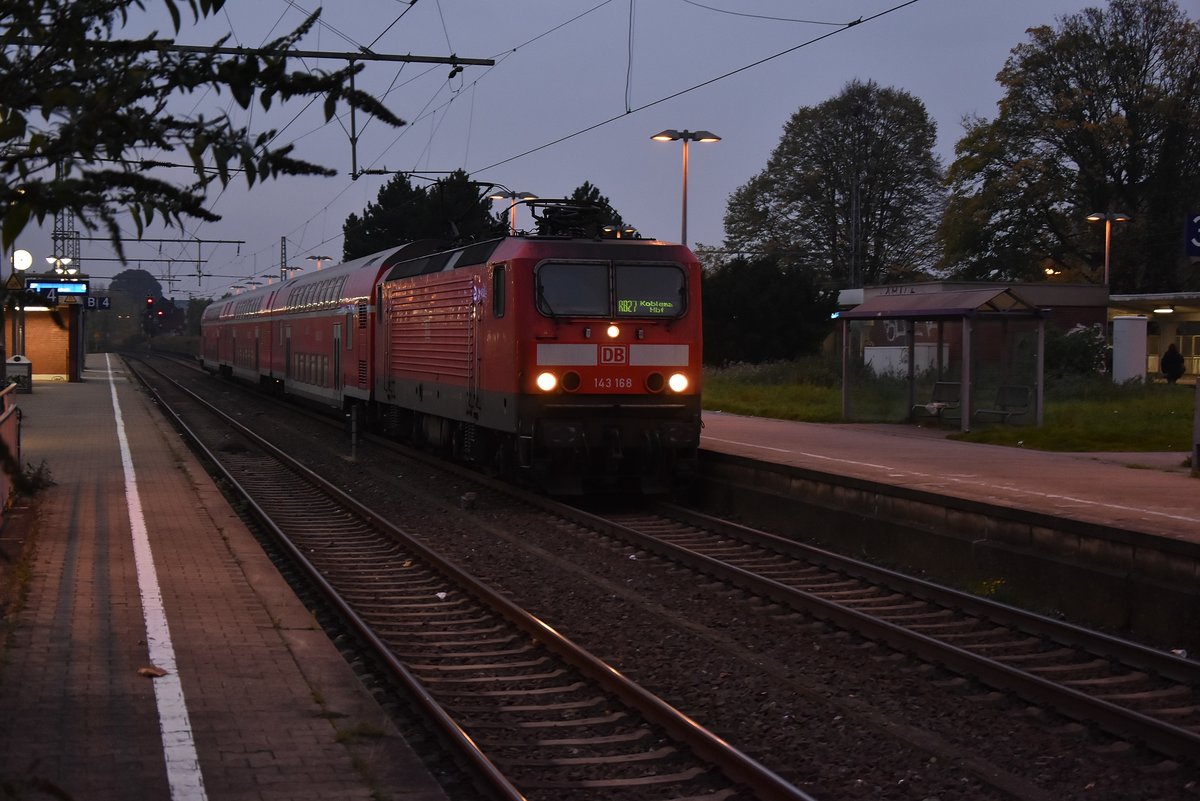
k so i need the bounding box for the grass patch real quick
[704,378,843,422]
[953,385,1194,452]
[703,362,1196,453]
[703,359,843,422]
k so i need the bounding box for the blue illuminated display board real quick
[26,280,89,294]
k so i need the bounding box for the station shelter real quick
[835,283,1056,432]
[4,273,88,385]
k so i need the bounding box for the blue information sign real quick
[25,278,89,306]
[26,280,88,294]
[1188,212,1200,258]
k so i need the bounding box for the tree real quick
[185,297,211,336]
[80,268,164,348]
[567,181,625,228]
[0,0,405,256]
[724,80,945,289]
[109,268,164,305]
[702,255,835,365]
[108,267,164,338]
[342,170,505,259]
[940,0,1200,292]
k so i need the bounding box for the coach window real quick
[614,263,686,318]
[492,264,506,318]
[536,262,608,316]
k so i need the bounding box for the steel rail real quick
[128,356,817,801]
[142,352,1200,760]
[528,498,1200,762]
[661,504,1200,684]
[125,358,526,801]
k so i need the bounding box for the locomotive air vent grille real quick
[358,360,368,385]
[357,302,368,329]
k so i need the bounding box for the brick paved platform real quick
[0,354,449,801]
[702,410,1200,543]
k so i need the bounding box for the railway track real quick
[132,352,1199,796]
[542,501,1200,763]
[126,356,815,801]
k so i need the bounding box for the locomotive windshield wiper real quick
[537,284,558,316]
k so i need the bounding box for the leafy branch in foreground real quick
[0,0,406,256]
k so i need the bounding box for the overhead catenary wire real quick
[86,1,629,296]
[66,0,922,299]
[470,1,914,174]
[211,0,919,297]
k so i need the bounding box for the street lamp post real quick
[651,129,720,247]
[306,255,332,271]
[487,190,537,234]
[1086,211,1130,285]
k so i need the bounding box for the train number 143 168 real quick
[593,376,633,389]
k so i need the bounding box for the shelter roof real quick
[837,287,1041,321]
[1108,292,1200,323]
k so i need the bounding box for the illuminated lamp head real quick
[606,324,620,338]
[535,371,558,392]
[668,373,689,393]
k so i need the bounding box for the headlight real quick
[668,373,688,393]
[606,324,620,338]
[536,371,558,392]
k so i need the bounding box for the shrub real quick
[1045,323,1108,378]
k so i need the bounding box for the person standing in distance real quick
[1161,342,1185,384]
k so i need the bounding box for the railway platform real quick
[701,410,1200,544]
[0,353,449,801]
[698,411,1200,650]
[2,352,1196,799]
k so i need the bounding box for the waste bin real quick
[6,355,32,393]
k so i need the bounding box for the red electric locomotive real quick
[201,201,703,493]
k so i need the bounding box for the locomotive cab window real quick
[614,263,686,318]
[536,261,687,318]
[492,263,506,318]
[536,262,609,316]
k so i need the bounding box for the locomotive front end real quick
[519,251,702,494]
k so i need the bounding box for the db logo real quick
[600,345,628,365]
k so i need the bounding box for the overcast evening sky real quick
[19,0,1189,300]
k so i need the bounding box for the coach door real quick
[332,323,342,390]
[284,326,292,380]
[467,274,483,415]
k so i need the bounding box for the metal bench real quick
[912,381,961,423]
[974,384,1031,424]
